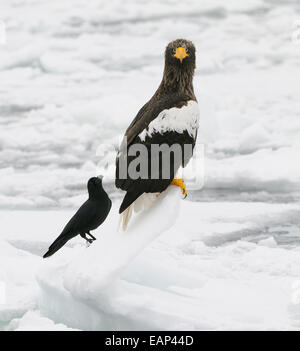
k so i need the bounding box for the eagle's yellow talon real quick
[171,178,187,197]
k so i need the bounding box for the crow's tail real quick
[43,236,69,258]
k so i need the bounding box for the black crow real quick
[43,176,112,258]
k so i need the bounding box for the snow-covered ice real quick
[2,198,300,330]
[0,0,300,330]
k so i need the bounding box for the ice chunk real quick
[37,186,184,329]
[258,237,277,248]
[63,186,181,296]
[7,311,78,331]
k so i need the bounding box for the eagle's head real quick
[165,39,196,70]
[161,39,196,96]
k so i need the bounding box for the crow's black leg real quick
[87,231,96,241]
[80,233,93,244]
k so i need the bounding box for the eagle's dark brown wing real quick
[124,93,191,146]
[115,93,197,213]
[117,130,196,213]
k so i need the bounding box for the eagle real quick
[116,39,199,229]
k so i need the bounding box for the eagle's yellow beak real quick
[174,47,189,62]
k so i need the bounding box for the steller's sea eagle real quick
[116,39,199,229]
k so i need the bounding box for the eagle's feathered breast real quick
[139,100,199,142]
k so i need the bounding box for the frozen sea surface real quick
[0,0,300,330]
[1,197,300,331]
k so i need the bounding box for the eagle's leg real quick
[171,178,187,198]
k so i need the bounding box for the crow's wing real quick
[44,198,111,258]
[60,200,99,236]
[47,200,98,249]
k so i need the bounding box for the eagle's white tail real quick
[120,193,157,231]
[120,205,133,231]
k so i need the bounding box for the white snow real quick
[35,197,300,330]
[6,311,78,331]
[0,0,300,331]
[1,196,300,330]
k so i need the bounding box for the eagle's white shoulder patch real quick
[139,100,199,141]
